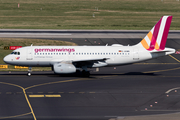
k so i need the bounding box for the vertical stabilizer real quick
[138,16,172,51]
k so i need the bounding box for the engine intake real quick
[53,63,76,74]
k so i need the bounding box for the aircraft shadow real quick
[0,71,159,78]
[91,72,158,77]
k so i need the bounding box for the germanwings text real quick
[34,48,75,53]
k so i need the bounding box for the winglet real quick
[140,16,172,51]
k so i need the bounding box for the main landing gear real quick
[76,66,90,77]
[82,70,90,77]
[81,66,90,77]
[27,67,32,76]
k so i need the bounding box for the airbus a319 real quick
[3,16,175,77]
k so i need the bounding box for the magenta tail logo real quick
[141,16,172,51]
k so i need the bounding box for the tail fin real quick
[139,16,172,51]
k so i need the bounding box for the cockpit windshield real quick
[11,51,20,55]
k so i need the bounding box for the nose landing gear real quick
[27,67,32,76]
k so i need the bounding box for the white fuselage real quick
[3,45,175,68]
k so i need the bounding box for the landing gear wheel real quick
[27,72,31,76]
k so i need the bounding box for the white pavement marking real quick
[165,87,180,94]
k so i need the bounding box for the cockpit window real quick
[11,52,14,54]
[10,51,20,55]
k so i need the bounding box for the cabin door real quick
[133,49,139,60]
[27,48,33,60]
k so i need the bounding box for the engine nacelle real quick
[53,63,76,74]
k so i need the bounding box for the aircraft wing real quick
[72,58,109,62]
[72,58,110,68]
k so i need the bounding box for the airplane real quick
[3,16,176,77]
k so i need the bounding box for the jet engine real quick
[53,63,76,74]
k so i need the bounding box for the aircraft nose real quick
[3,55,11,64]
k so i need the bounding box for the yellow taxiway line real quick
[29,95,44,97]
[0,82,37,120]
[169,55,180,63]
[29,95,61,97]
[0,112,31,119]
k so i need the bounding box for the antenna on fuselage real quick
[106,44,108,46]
[31,44,33,46]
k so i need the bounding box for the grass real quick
[0,0,180,29]
[0,38,76,71]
